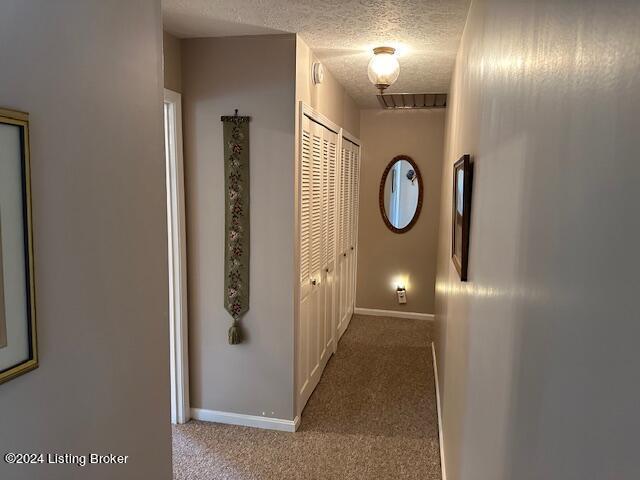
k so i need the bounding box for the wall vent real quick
[377,93,448,110]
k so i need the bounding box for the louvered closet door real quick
[343,148,352,322]
[336,143,348,337]
[347,145,355,316]
[298,107,362,416]
[323,128,338,357]
[298,115,339,412]
[351,145,361,312]
[337,138,360,339]
[298,116,313,398]
[308,120,323,383]
[352,144,359,309]
[298,116,323,403]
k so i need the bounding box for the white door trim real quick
[164,88,190,424]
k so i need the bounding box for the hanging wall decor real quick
[0,108,38,384]
[452,154,473,281]
[221,110,251,344]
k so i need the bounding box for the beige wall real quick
[0,1,172,479]
[163,30,182,92]
[296,36,360,137]
[182,35,297,420]
[435,1,640,479]
[357,109,444,314]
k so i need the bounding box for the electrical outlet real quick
[397,288,407,304]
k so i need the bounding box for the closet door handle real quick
[325,268,330,273]
[311,279,317,286]
[343,252,347,257]
[350,246,354,251]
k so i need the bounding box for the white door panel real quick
[297,104,360,417]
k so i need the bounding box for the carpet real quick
[172,314,441,479]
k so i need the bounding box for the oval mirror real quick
[379,155,423,233]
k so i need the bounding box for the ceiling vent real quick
[377,93,447,110]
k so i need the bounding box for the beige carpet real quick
[172,314,441,480]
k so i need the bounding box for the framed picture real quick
[0,221,5,349]
[0,108,38,385]
[452,154,473,281]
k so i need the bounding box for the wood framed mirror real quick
[379,154,423,234]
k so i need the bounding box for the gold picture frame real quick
[0,108,38,385]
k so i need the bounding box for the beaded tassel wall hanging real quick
[221,110,250,344]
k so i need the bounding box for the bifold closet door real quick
[336,138,360,339]
[346,144,354,315]
[323,129,338,358]
[332,143,345,343]
[336,144,349,337]
[298,115,338,411]
[298,116,313,403]
[349,144,360,312]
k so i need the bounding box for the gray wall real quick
[357,109,444,314]
[163,31,182,93]
[295,36,360,137]
[0,1,171,479]
[435,1,640,479]
[182,35,297,420]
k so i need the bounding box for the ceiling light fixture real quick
[367,46,400,93]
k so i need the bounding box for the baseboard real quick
[191,408,300,433]
[431,342,447,480]
[354,307,434,321]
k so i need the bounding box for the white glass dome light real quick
[367,47,400,93]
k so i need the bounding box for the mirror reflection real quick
[454,167,464,257]
[381,157,422,231]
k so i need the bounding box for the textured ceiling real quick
[162,0,470,107]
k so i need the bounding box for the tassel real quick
[228,321,242,345]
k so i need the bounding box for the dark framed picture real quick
[452,154,473,281]
[0,108,38,385]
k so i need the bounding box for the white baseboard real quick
[354,307,434,321]
[431,342,447,480]
[191,408,300,433]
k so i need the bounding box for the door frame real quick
[164,88,190,424]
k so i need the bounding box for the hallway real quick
[172,315,441,480]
